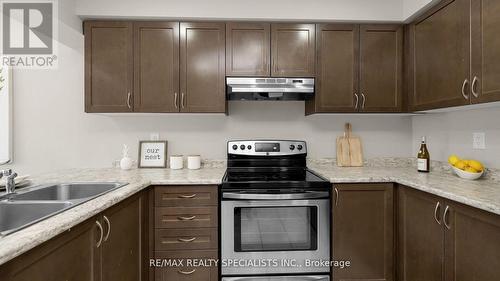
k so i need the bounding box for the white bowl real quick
[452,166,484,180]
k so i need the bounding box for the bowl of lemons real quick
[448,155,484,180]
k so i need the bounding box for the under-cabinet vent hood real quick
[226,77,315,101]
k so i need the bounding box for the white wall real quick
[76,0,404,22]
[412,107,500,169]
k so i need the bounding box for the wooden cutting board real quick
[336,123,364,167]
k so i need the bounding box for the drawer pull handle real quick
[95,221,104,248]
[178,194,197,199]
[443,205,451,229]
[177,215,196,221]
[178,269,196,275]
[178,237,197,243]
[434,202,441,225]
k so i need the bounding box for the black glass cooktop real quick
[222,167,330,189]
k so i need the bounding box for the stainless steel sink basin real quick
[11,183,124,201]
[0,182,127,236]
[0,201,73,236]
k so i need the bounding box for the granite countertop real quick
[1,161,499,266]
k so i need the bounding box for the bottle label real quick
[418,158,428,171]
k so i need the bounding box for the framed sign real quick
[138,141,168,168]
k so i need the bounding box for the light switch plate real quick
[473,132,486,149]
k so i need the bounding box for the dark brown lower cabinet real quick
[332,183,394,281]
[399,185,500,281]
[0,191,146,281]
[154,250,218,281]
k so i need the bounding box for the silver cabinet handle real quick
[461,79,469,100]
[174,92,179,109]
[178,194,196,199]
[334,187,339,206]
[127,92,132,109]
[178,269,196,275]
[178,237,197,243]
[354,93,359,110]
[177,215,196,221]
[95,221,104,248]
[181,92,185,109]
[434,202,441,225]
[443,205,451,229]
[361,93,366,109]
[103,215,111,242]
[471,76,479,98]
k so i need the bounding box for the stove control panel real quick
[228,140,307,156]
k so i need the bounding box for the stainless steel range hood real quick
[226,77,315,101]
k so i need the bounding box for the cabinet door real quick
[154,250,218,281]
[271,23,315,77]
[332,184,394,281]
[180,22,226,113]
[0,218,101,281]
[398,187,445,281]
[307,24,359,114]
[84,21,133,113]
[443,201,500,281]
[409,0,471,111]
[360,25,403,112]
[101,194,144,281]
[134,22,180,112]
[470,0,500,104]
[226,22,270,76]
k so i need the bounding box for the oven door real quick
[222,276,330,281]
[221,192,330,275]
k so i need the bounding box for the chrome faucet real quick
[1,169,18,194]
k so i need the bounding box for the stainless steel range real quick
[221,140,331,280]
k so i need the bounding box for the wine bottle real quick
[417,136,430,173]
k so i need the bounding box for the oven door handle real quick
[222,191,329,200]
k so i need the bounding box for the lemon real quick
[468,160,484,172]
[465,166,479,173]
[448,155,460,166]
[455,160,467,170]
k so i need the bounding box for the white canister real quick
[187,155,201,170]
[170,155,184,170]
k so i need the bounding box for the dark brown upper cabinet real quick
[359,25,403,112]
[408,0,472,111]
[180,22,226,113]
[333,183,395,281]
[307,24,359,113]
[307,24,403,114]
[84,21,134,113]
[470,0,500,104]
[226,22,271,77]
[133,22,179,113]
[271,23,315,77]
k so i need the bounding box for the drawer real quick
[155,228,218,251]
[154,186,218,207]
[153,250,218,281]
[155,207,218,229]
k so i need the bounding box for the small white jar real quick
[170,155,184,170]
[187,155,201,170]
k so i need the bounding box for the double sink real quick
[0,182,127,236]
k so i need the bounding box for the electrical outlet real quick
[150,133,160,141]
[473,132,486,149]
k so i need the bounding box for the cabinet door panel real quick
[101,195,143,281]
[410,0,471,110]
[398,187,444,281]
[84,21,133,113]
[0,219,100,281]
[333,184,394,281]
[444,202,500,281]
[134,22,179,112]
[271,24,315,77]
[360,25,403,112]
[180,22,226,113]
[471,0,500,103]
[226,22,270,76]
[310,24,359,113]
